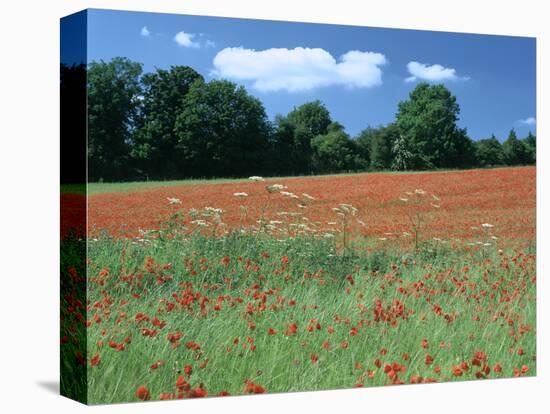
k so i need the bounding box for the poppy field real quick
[61,167,536,404]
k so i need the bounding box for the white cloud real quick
[211,47,387,92]
[517,117,536,126]
[405,61,468,83]
[140,26,150,37]
[174,31,200,48]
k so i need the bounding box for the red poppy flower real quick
[425,354,434,365]
[90,354,100,366]
[244,380,266,394]
[285,323,298,336]
[189,386,208,398]
[135,386,151,401]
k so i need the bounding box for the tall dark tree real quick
[475,134,504,167]
[311,122,360,173]
[355,126,393,170]
[523,131,536,164]
[87,57,143,181]
[132,66,203,179]
[271,100,332,175]
[355,128,375,168]
[268,115,298,175]
[502,129,528,165]
[396,83,473,169]
[175,80,271,177]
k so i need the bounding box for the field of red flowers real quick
[85,167,535,246]
[60,167,536,404]
[74,228,535,403]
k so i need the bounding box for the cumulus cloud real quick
[211,47,387,92]
[517,117,536,126]
[405,61,469,83]
[174,31,200,48]
[140,26,150,37]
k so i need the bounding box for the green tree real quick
[268,115,297,175]
[175,80,271,177]
[502,129,528,165]
[133,66,203,179]
[87,57,143,181]
[475,134,504,167]
[311,122,360,173]
[369,124,399,170]
[355,128,375,168]
[272,101,332,174]
[523,131,536,164]
[396,83,473,169]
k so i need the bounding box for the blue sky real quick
[82,8,536,140]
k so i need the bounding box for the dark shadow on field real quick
[37,380,59,395]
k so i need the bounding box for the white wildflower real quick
[266,184,285,193]
[249,176,265,181]
[234,192,248,197]
[481,223,494,229]
[167,197,182,205]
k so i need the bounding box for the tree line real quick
[61,57,536,182]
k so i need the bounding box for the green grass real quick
[61,231,536,404]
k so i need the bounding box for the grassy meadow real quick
[60,167,536,404]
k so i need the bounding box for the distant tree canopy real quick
[87,58,143,181]
[132,66,204,179]
[311,122,362,173]
[67,58,536,181]
[475,134,504,167]
[395,83,476,170]
[270,100,332,175]
[174,79,271,178]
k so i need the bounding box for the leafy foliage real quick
[87,58,143,181]
[79,58,536,181]
[311,122,363,173]
[132,66,203,179]
[395,83,476,169]
[475,135,504,167]
[502,129,529,165]
[174,80,271,178]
